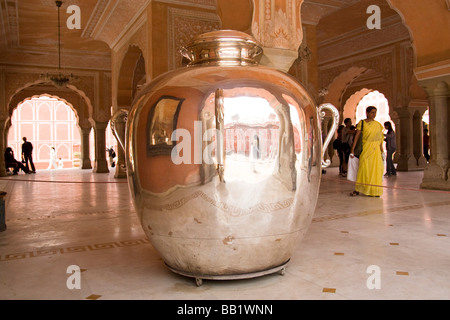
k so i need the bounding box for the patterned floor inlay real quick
[0,238,150,262]
[5,209,136,223]
[322,288,336,293]
[312,200,450,223]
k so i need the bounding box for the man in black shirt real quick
[21,137,36,173]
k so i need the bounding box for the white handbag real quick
[347,156,359,182]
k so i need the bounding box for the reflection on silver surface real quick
[112,30,338,280]
[215,89,225,182]
[110,108,128,152]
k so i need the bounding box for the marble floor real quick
[0,166,449,300]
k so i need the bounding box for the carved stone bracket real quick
[252,0,304,71]
[167,8,221,70]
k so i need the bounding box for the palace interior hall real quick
[1,0,450,300]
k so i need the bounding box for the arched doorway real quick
[113,45,147,178]
[117,45,146,109]
[8,95,82,170]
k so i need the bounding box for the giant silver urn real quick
[112,30,338,284]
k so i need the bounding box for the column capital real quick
[434,81,450,96]
[407,99,429,116]
[394,106,411,118]
[418,76,450,97]
[93,121,109,130]
[80,127,92,134]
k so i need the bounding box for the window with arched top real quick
[356,91,395,131]
[37,102,51,121]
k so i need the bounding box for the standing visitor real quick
[349,106,384,197]
[334,125,344,176]
[384,121,397,176]
[47,147,58,170]
[423,128,430,162]
[339,118,353,177]
[107,146,116,168]
[250,135,260,173]
[58,158,64,169]
[21,137,36,174]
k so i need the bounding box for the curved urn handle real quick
[110,108,129,152]
[318,103,339,168]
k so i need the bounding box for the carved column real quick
[0,119,7,177]
[410,103,429,168]
[252,0,304,72]
[421,81,450,188]
[421,81,450,190]
[92,121,109,174]
[395,107,417,171]
[433,82,449,172]
[397,100,428,170]
[0,70,6,177]
[80,127,92,170]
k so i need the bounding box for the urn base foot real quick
[165,260,289,287]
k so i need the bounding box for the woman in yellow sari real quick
[349,106,384,197]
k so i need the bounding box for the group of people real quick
[5,137,67,175]
[6,139,117,174]
[4,137,36,175]
[334,106,399,198]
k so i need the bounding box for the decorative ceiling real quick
[1,0,110,57]
[0,0,395,68]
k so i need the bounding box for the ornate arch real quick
[6,79,94,128]
[321,66,367,117]
[342,88,372,124]
[117,45,146,109]
[321,52,396,122]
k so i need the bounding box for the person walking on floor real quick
[349,106,384,197]
[47,147,58,170]
[21,137,36,173]
[384,121,397,177]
